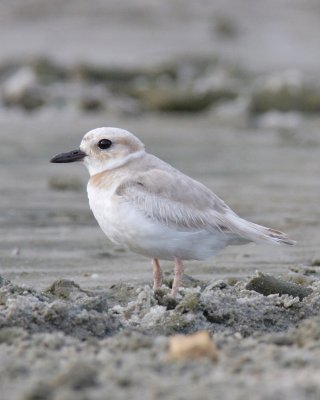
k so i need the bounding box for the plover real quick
[51,127,295,296]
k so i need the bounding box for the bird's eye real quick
[98,139,112,150]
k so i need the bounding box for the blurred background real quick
[1,0,320,288]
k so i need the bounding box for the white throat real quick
[84,150,145,176]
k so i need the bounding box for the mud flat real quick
[1,65,320,400]
[0,272,320,400]
[1,1,320,399]
[1,83,320,400]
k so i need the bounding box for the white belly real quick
[87,184,229,261]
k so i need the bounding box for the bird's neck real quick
[85,150,146,176]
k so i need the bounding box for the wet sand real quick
[1,108,320,399]
[1,111,319,289]
[1,1,320,399]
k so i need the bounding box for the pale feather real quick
[115,155,295,246]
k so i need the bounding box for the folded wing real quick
[116,168,295,246]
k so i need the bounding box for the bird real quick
[50,127,295,297]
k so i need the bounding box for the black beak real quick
[50,149,87,163]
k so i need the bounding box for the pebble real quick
[167,331,219,362]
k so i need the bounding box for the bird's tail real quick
[229,215,296,246]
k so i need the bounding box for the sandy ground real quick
[1,1,320,399]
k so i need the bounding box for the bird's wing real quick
[116,168,239,234]
[116,164,295,246]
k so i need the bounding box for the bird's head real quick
[50,127,145,175]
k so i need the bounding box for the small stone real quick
[167,331,218,362]
[246,272,312,300]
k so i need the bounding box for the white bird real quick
[51,127,295,297]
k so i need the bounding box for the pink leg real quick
[152,257,163,290]
[172,257,184,297]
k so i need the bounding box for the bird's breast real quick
[87,183,121,241]
[87,182,152,246]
